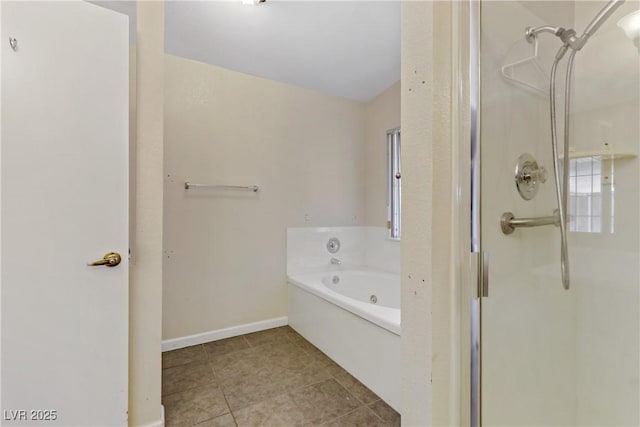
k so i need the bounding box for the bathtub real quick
[288,268,401,412]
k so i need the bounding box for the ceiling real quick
[89,0,639,108]
[92,1,401,102]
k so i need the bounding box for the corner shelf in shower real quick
[559,150,637,160]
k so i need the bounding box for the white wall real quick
[570,1,640,414]
[365,81,401,228]
[162,54,367,340]
[572,0,640,112]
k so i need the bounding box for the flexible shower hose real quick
[549,45,576,290]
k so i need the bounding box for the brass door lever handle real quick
[88,252,122,267]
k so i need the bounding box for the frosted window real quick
[387,128,401,239]
[569,157,602,233]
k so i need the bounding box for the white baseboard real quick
[135,405,164,427]
[161,317,288,352]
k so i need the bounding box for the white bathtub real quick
[288,268,401,412]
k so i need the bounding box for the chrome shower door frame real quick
[451,0,484,424]
[469,0,482,426]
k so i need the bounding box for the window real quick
[569,156,603,233]
[387,128,401,239]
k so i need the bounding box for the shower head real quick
[526,1,626,51]
[525,25,564,42]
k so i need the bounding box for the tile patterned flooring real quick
[162,326,401,427]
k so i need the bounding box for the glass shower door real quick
[477,1,640,425]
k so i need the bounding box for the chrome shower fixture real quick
[525,26,564,41]
[503,0,626,291]
[514,154,547,201]
[526,0,625,51]
[525,26,576,47]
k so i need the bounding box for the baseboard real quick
[161,317,289,352]
[135,405,164,427]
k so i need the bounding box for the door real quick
[474,1,639,426]
[1,2,129,426]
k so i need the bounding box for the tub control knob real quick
[326,237,341,254]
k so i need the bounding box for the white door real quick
[1,1,129,426]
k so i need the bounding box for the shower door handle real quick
[479,251,489,297]
[471,251,489,298]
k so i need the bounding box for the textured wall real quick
[129,2,164,425]
[400,2,455,425]
[162,54,366,340]
[400,2,435,424]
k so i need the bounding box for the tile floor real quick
[162,326,401,427]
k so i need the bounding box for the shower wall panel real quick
[571,1,640,418]
[480,2,577,424]
[480,1,639,425]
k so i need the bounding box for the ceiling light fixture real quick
[241,0,266,5]
[618,10,640,52]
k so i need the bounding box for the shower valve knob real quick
[515,154,546,200]
[520,166,547,184]
[526,166,547,183]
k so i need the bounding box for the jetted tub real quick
[288,268,401,412]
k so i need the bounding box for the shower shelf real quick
[559,150,637,160]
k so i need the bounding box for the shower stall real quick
[463,0,640,425]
